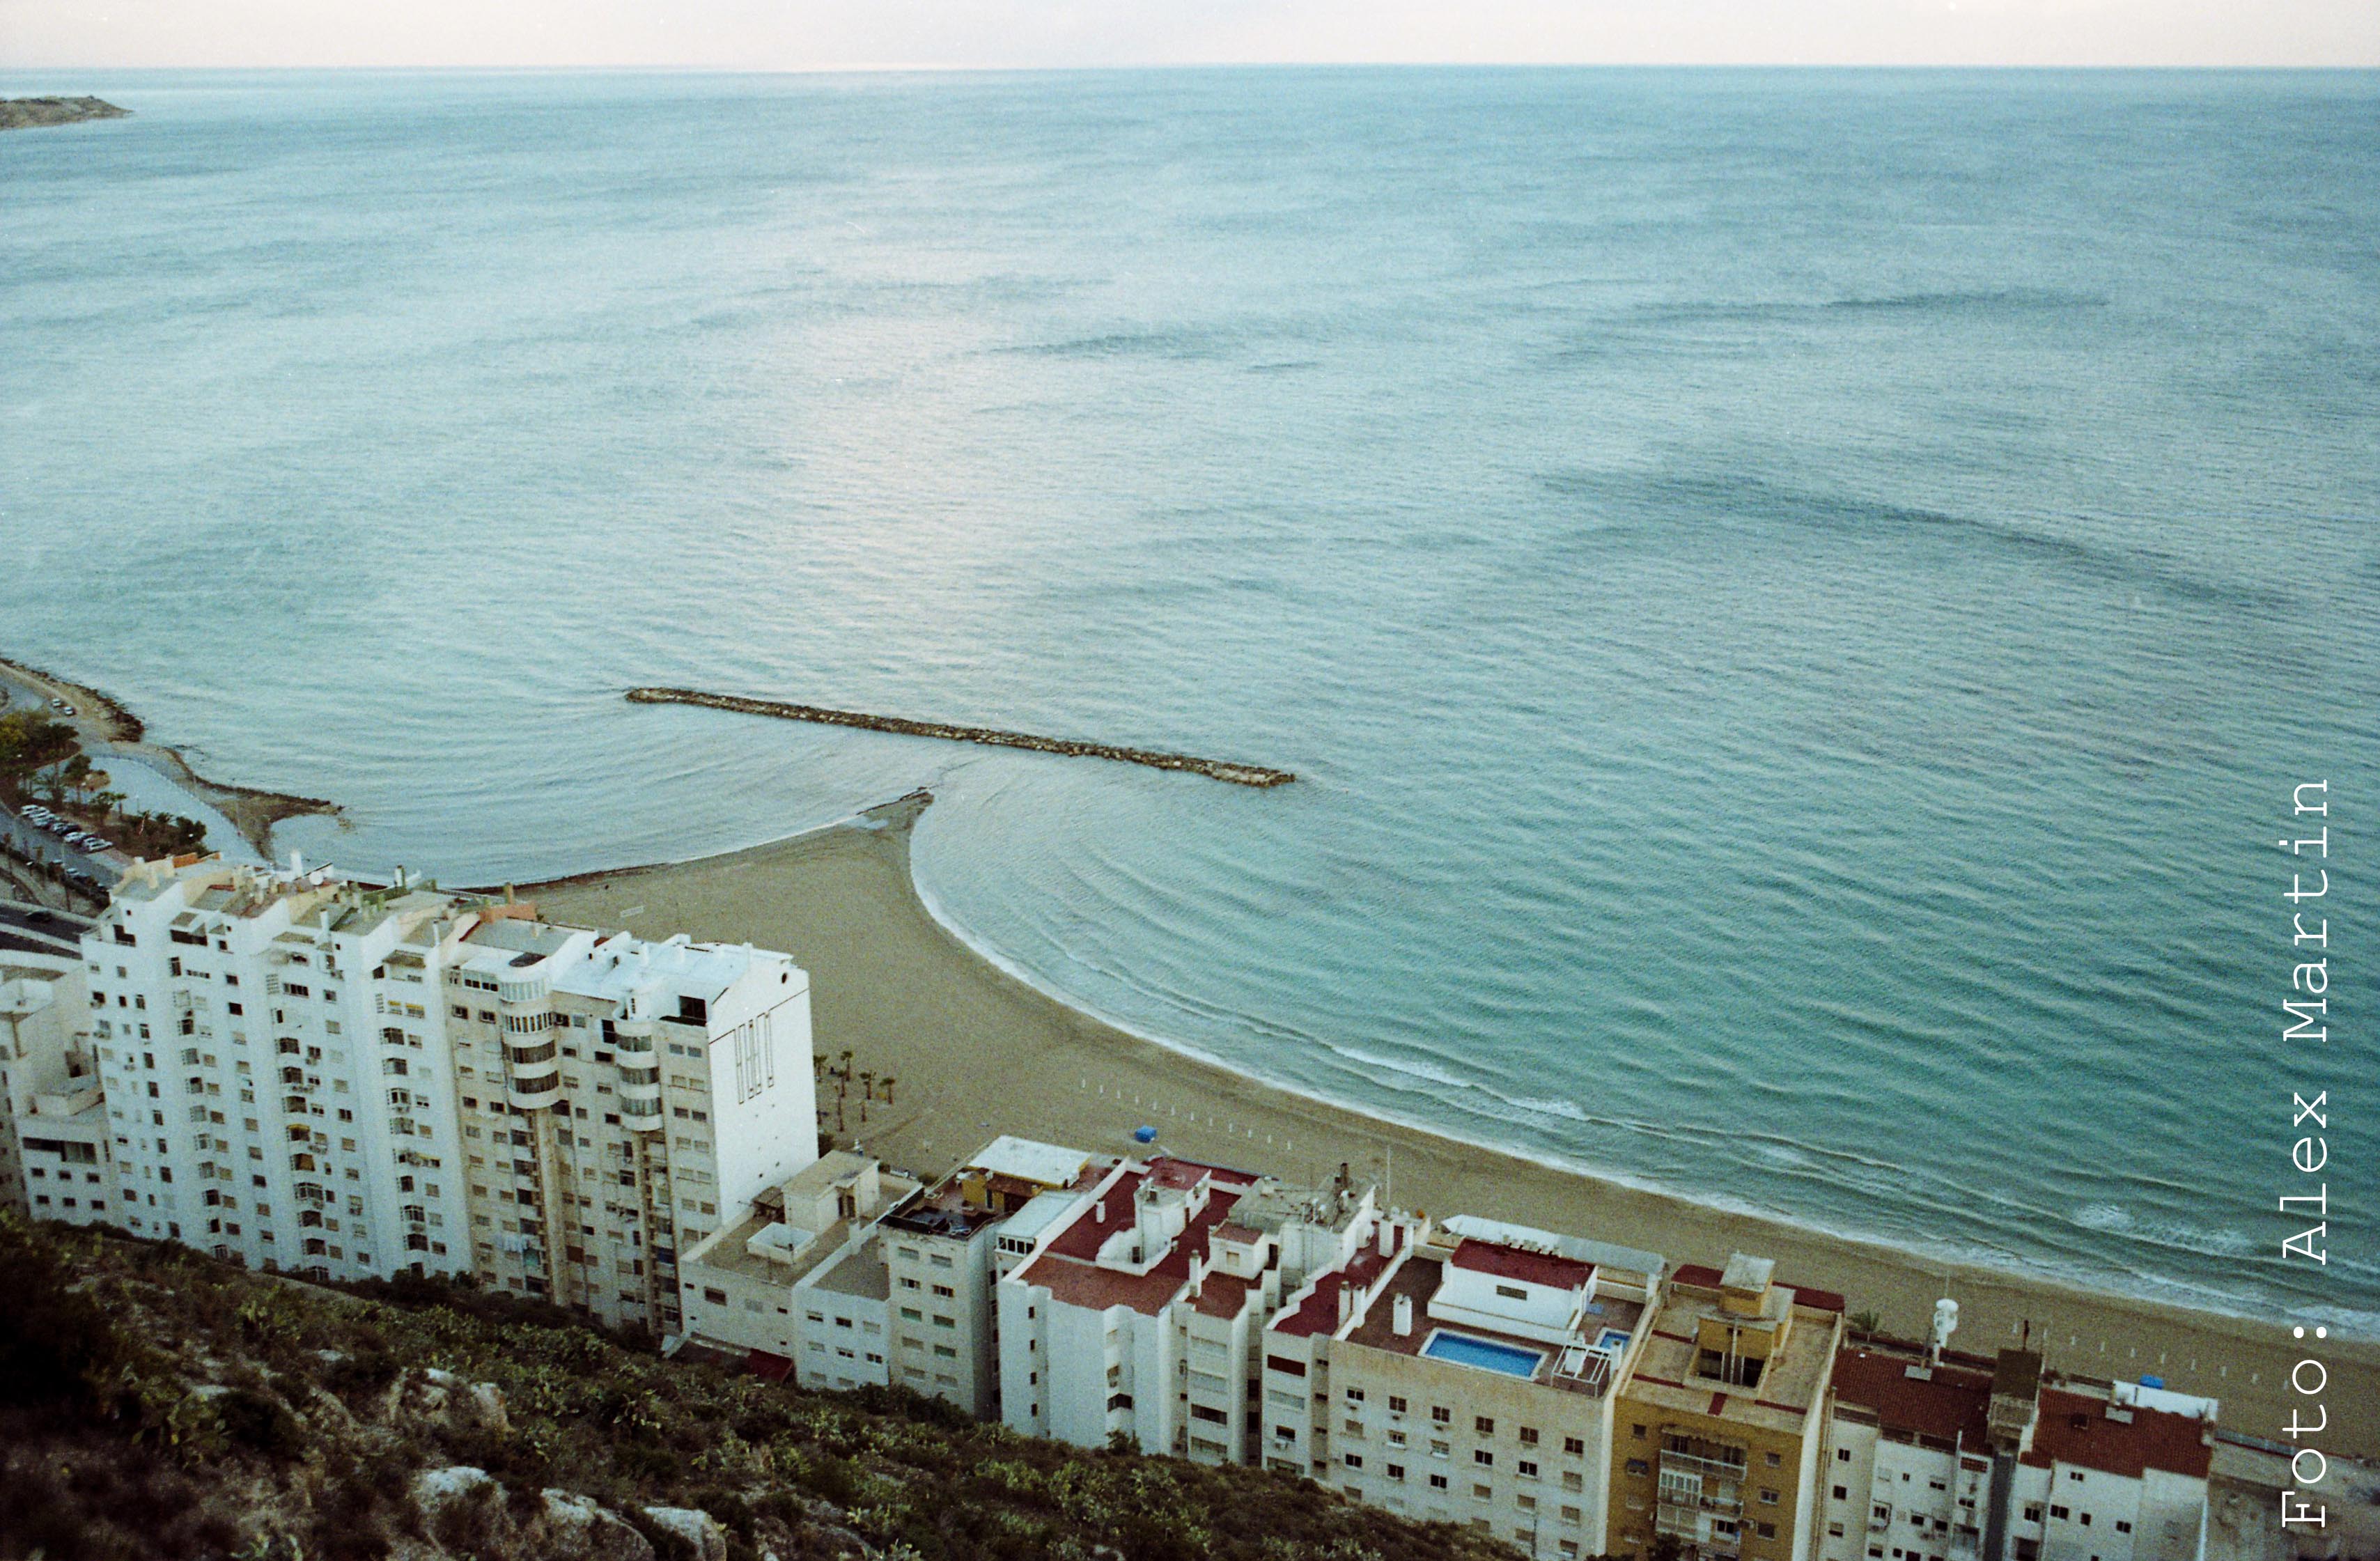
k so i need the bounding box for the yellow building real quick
[1609,1253,1844,1561]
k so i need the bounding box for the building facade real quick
[65,855,816,1339]
[674,1150,921,1385]
[1608,1254,1846,1561]
[1824,1339,2215,1561]
[446,911,817,1335]
[87,857,481,1280]
[1,943,111,1225]
[1266,1214,1666,1558]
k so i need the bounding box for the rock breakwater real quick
[624,686,1296,788]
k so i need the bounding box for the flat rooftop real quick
[1624,1268,1840,1434]
[1335,1251,1644,1398]
[806,1236,893,1301]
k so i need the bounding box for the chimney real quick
[1095,1199,1107,1224]
[1393,1293,1414,1337]
[1376,1220,1392,1259]
[1337,1280,1356,1328]
[289,850,304,876]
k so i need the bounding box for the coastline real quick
[527,791,2380,1459]
[0,653,341,860]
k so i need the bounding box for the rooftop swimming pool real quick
[1420,1330,1545,1379]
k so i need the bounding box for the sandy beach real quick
[531,792,2377,1460]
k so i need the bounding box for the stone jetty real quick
[624,687,1296,788]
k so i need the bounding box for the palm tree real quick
[860,1071,875,1102]
[880,1075,896,1107]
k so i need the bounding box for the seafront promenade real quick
[529,795,2380,1463]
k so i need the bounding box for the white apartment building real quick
[1824,1342,2215,1561]
[446,910,816,1335]
[68,855,818,1339]
[1,927,113,1224]
[674,1150,921,1385]
[997,1155,1384,1461]
[86,857,480,1280]
[1264,1214,1665,1558]
[878,1136,1110,1418]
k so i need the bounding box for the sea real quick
[3,68,2374,1333]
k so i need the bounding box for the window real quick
[1474,1451,1494,1467]
[1475,1416,1495,1436]
[1432,1406,1452,1424]
[1388,1395,1407,1413]
[1840,1448,1853,1462]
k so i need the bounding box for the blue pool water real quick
[1,68,2373,1330]
[1422,1330,1548,1379]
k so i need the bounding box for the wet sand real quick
[529,794,2378,1458]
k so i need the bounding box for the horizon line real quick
[9,61,2380,76]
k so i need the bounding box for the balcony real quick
[1660,1448,1748,1483]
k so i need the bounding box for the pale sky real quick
[5,0,2377,70]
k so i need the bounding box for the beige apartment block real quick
[1264,1214,1666,1558]
[1609,1254,1846,1561]
[674,1149,920,1385]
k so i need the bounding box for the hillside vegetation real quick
[0,1215,1526,1561]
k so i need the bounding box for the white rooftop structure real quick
[967,1134,1096,1188]
[1440,1213,1667,1283]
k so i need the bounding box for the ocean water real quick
[3,68,2374,1329]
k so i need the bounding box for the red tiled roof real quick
[1040,1167,1148,1263]
[1674,1264,1727,1289]
[1449,1238,1593,1290]
[1211,1222,1263,1245]
[1013,1160,1252,1317]
[2020,1388,2212,1480]
[1790,1285,1847,1314]
[1191,1269,1257,1319]
[1832,1349,1991,1446]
